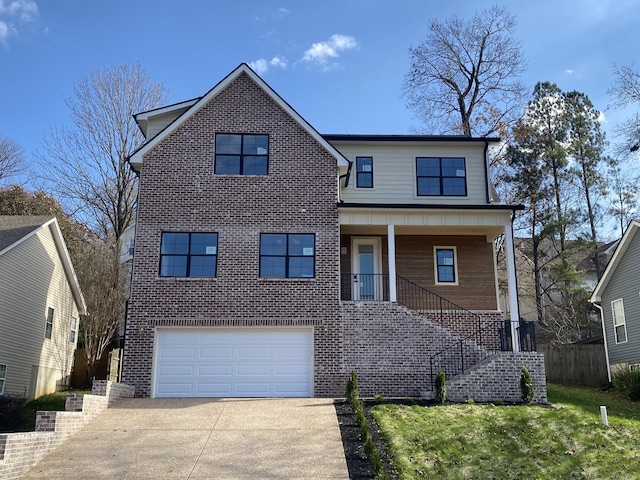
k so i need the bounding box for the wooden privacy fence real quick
[538,344,608,387]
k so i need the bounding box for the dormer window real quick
[416,157,467,196]
[215,134,269,175]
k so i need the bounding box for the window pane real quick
[160,256,187,277]
[215,155,241,174]
[260,234,287,255]
[243,156,268,175]
[161,233,189,254]
[356,157,372,172]
[288,234,314,255]
[442,177,466,195]
[442,158,465,177]
[260,256,286,277]
[417,158,440,176]
[616,325,627,343]
[242,135,269,155]
[215,134,242,154]
[289,256,314,278]
[357,172,372,188]
[190,256,217,277]
[437,249,454,266]
[418,177,440,195]
[438,266,455,282]
[0,364,5,377]
[190,233,218,255]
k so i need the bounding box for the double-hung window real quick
[416,157,467,196]
[356,157,373,188]
[160,232,218,277]
[45,307,54,339]
[611,298,627,344]
[70,317,78,343]
[0,364,6,394]
[215,133,269,175]
[434,247,458,285]
[260,234,315,278]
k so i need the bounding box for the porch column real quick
[388,224,397,302]
[504,223,521,351]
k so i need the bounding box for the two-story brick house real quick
[123,64,546,402]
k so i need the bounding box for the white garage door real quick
[153,328,313,398]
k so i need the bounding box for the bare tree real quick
[404,5,527,137]
[608,63,640,157]
[37,62,169,243]
[0,136,27,183]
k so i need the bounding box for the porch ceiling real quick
[340,224,504,239]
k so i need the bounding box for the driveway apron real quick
[20,398,349,480]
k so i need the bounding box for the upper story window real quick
[70,317,78,343]
[260,233,315,278]
[215,134,269,175]
[160,232,218,278]
[356,157,373,188]
[611,298,627,344]
[45,307,54,339]
[0,364,6,394]
[434,247,458,285]
[416,157,467,196]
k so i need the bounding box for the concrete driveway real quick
[21,398,349,479]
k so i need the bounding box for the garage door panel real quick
[154,328,312,398]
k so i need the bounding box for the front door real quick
[351,237,382,300]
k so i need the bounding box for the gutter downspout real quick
[483,141,491,203]
[338,159,353,203]
[592,302,612,382]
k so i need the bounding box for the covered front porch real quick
[338,205,523,351]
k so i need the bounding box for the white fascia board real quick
[129,64,349,171]
[589,220,640,303]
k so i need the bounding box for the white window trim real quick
[434,246,459,286]
[0,364,6,394]
[45,306,54,340]
[611,298,628,344]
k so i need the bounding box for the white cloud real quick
[249,56,288,75]
[565,69,574,75]
[301,34,358,70]
[0,0,38,45]
[598,111,607,123]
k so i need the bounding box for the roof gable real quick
[0,215,86,313]
[129,63,349,172]
[590,220,640,303]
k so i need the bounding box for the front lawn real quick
[371,384,640,479]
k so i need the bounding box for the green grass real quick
[16,390,91,432]
[371,384,640,479]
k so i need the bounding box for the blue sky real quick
[1,0,639,161]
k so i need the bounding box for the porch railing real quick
[427,319,537,390]
[340,273,390,301]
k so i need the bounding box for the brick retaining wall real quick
[0,381,134,480]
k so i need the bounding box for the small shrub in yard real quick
[613,364,640,401]
[0,395,27,433]
[435,369,446,403]
[520,365,535,403]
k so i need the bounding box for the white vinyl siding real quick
[612,299,628,344]
[0,226,80,398]
[337,142,490,205]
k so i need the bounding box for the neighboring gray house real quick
[0,216,86,399]
[590,220,640,381]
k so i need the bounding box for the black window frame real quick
[435,247,457,284]
[259,233,316,279]
[159,232,219,278]
[416,157,467,196]
[355,156,374,188]
[214,133,269,175]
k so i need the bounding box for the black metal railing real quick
[428,319,537,390]
[340,273,390,301]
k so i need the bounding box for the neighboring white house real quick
[0,216,86,399]
[589,220,640,381]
